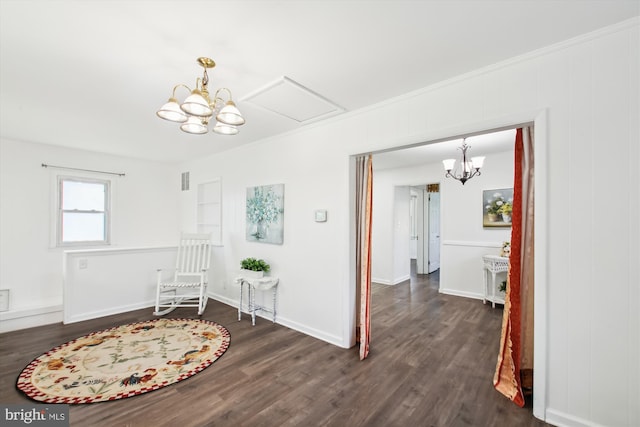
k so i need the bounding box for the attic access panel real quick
[241,76,344,123]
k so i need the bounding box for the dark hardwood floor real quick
[0,265,551,427]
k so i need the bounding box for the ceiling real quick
[1,1,638,164]
[372,128,516,171]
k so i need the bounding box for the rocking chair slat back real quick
[154,232,212,316]
[175,233,212,275]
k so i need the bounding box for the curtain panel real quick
[494,127,535,406]
[355,154,373,360]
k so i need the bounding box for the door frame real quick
[348,108,548,420]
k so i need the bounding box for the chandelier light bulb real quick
[216,100,245,126]
[213,121,239,135]
[180,116,208,134]
[181,90,213,117]
[442,158,456,171]
[156,98,188,123]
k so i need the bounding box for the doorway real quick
[412,184,441,275]
[353,113,547,419]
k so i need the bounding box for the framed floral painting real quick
[483,188,513,228]
[246,184,284,244]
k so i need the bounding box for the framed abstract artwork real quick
[246,184,284,244]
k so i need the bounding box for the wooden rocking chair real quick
[154,233,212,316]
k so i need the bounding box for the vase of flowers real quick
[498,201,513,223]
[485,193,505,222]
[246,187,281,240]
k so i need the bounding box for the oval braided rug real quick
[16,318,230,404]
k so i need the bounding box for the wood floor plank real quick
[0,266,551,427]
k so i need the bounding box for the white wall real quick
[176,19,639,427]
[0,139,180,332]
[63,246,177,324]
[372,149,513,295]
[392,186,411,284]
[371,183,412,285]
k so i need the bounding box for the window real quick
[57,176,110,246]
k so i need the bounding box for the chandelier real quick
[156,57,245,135]
[442,138,485,185]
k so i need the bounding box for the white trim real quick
[371,277,392,285]
[209,292,346,347]
[393,274,411,285]
[64,245,176,255]
[439,288,484,300]
[64,300,153,324]
[0,304,63,333]
[545,408,608,427]
[442,240,503,248]
[532,110,549,421]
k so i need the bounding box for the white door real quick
[427,192,441,273]
[410,194,418,259]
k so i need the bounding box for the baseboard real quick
[0,304,63,333]
[393,275,410,285]
[208,291,346,348]
[439,288,484,300]
[1,293,346,350]
[545,408,608,427]
[371,276,410,286]
[64,300,154,324]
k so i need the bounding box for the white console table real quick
[482,255,509,308]
[235,275,279,326]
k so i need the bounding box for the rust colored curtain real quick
[355,154,373,360]
[494,127,535,406]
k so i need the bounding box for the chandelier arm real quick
[213,87,233,101]
[171,84,192,98]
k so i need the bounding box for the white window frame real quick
[56,176,111,247]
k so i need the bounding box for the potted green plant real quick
[499,280,507,293]
[240,257,270,279]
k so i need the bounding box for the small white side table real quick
[482,255,509,308]
[234,276,279,326]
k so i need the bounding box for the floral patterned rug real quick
[16,318,230,404]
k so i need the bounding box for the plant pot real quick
[501,214,512,223]
[487,213,498,222]
[241,269,264,279]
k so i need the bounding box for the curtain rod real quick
[41,163,125,177]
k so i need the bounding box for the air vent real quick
[181,172,190,191]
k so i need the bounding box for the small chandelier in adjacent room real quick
[156,57,245,135]
[442,138,485,185]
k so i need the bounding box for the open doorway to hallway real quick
[366,125,540,412]
[411,183,441,276]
